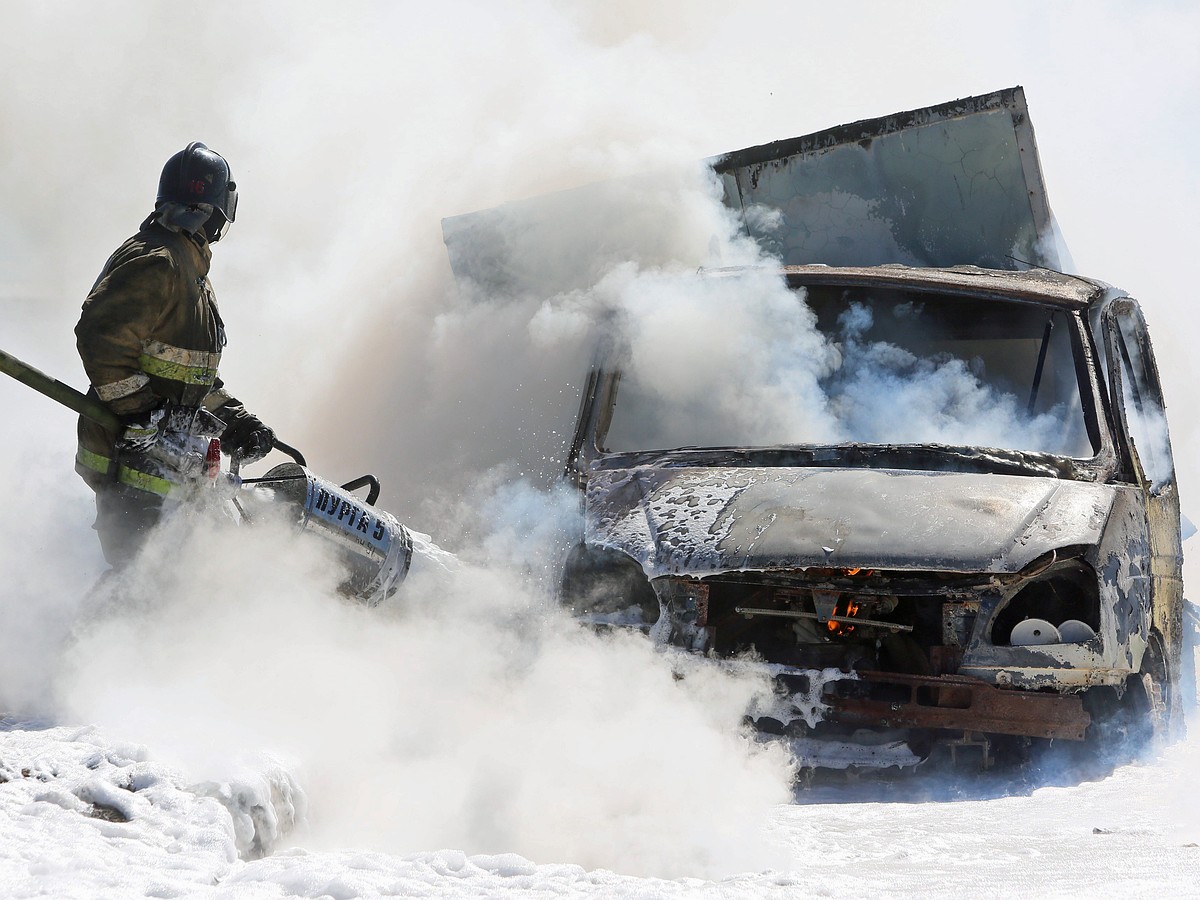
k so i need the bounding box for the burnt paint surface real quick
[585,465,1116,578]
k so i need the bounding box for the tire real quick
[1082,631,1174,765]
[1140,630,1176,745]
[1119,628,1188,750]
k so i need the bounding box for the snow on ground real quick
[775,738,1200,899]
[1,717,1199,898]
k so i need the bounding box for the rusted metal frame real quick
[733,605,915,633]
[735,571,996,596]
[827,671,1091,741]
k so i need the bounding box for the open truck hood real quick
[443,86,1056,296]
[713,86,1055,269]
[584,466,1116,578]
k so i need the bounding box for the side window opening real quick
[1110,306,1174,492]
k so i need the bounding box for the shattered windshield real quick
[602,281,1096,459]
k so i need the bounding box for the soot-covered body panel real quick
[583,466,1116,577]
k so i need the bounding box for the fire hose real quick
[0,347,122,432]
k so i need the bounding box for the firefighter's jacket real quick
[75,221,254,497]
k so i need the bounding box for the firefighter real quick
[75,142,275,565]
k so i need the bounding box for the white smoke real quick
[532,260,1074,455]
[1120,394,1175,490]
[826,303,1070,451]
[1,5,809,879]
[0,441,100,715]
[54,488,795,878]
[538,263,842,448]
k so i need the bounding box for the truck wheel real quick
[1083,632,1173,765]
[1133,629,1174,746]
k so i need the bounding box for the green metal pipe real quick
[0,347,122,431]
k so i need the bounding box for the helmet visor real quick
[205,208,232,242]
[223,180,237,223]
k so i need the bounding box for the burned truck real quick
[445,87,1187,770]
[559,89,1186,770]
[560,262,1184,769]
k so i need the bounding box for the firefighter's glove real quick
[116,406,166,453]
[222,416,276,464]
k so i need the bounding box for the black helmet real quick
[156,141,238,242]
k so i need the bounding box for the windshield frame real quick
[566,271,1119,484]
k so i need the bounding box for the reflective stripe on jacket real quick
[75,444,176,497]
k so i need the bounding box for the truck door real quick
[1103,299,1184,702]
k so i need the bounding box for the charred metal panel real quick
[1148,479,1186,689]
[1094,485,1154,671]
[715,87,1054,269]
[827,671,1090,741]
[956,485,1147,687]
[1097,297,1184,702]
[584,465,1117,578]
[775,264,1103,310]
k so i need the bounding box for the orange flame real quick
[827,597,861,636]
